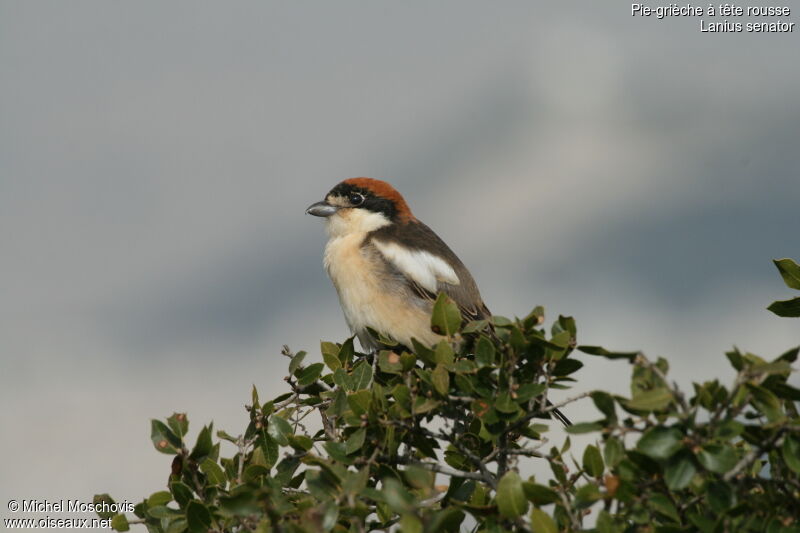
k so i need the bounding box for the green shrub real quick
[96,259,800,532]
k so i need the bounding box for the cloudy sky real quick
[1,1,798,527]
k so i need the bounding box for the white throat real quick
[325,208,391,238]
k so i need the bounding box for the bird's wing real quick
[369,222,492,324]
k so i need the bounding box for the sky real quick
[1,1,798,528]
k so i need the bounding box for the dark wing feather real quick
[369,220,492,323]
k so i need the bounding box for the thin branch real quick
[541,391,593,415]
[389,455,490,483]
[635,354,690,415]
[723,431,785,482]
[509,391,593,435]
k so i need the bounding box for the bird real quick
[306,177,570,426]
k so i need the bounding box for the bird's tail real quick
[548,401,572,427]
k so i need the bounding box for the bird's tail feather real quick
[548,401,572,427]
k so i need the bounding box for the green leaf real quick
[411,338,437,365]
[530,508,558,533]
[296,362,324,387]
[345,428,367,454]
[574,483,602,509]
[326,388,347,417]
[697,444,737,474]
[648,493,680,523]
[565,422,603,434]
[378,351,403,374]
[515,383,546,403]
[321,341,341,371]
[591,391,617,422]
[596,510,621,533]
[553,358,583,376]
[707,480,736,513]
[268,415,293,446]
[625,387,673,411]
[555,314,577,337]
[170,481,194,508]
[475,336,495,367]
[186,501,213,533]
[150,420,182,455]
[431,364,450,396]
[165,519,187,533]
[110,514,129,532]
[492,315,513,327]
[431,292,461,336]
[746,383,783,421]
[147,491,172,507]
[726,349,744,371]
[495,391,519,414]
[604,437,624,467]
[400,352,417,371]
[637,427,684,460]
[583,444,605,477]
[200,458,226,486]
[403,465,434,490]
[522,483,559,505]
[323,441,350,463]
[288,434,313,452]
[399,514,422,533]
[337,337,355,367]
[263,435,279,467]
[751,360,791,376]
[166,413,189,439]
[413,397,440,414]
[347,390,372,416]
[434,340,455,365]
[768,297,800,317]
[426,508,465,532]
[664,451,696,490]
[349,360,373,390]
[93,494,117,520]
[288,350,307,375]
[462,319,489,334]
[782,435,800,474]
[218,490,260,517]
[189,423,213,460]
[715,420,744,441]
[579,345,638,361]
[773,258,800,289]
[496,471,528,518]
[382,478,415,514]
[523,305,545,328]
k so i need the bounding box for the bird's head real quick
[306,178,416,236]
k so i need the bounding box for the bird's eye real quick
[349,193,364,206]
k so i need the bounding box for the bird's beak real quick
[305,200,339,218]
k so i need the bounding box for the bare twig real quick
[723,431,786,482]
[635,354,690,416]
[388,455,489,483]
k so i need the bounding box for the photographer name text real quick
[10,499,134,514]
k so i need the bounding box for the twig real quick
[541,391,593,415]
[389,420,497,488]
[635,354,690,416]
[509,391,593,435]
[236,435,256,484]
[723,431,786,482]
[388,455,489,483]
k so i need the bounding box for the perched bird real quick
[306,177,570,425]
[306,177,490,352]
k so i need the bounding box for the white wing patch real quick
[373,240,460,293]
